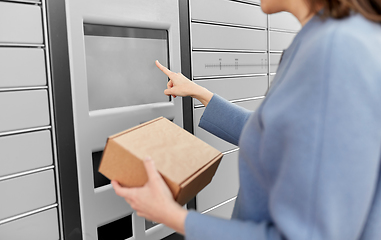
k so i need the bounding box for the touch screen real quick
[84,24,169,111]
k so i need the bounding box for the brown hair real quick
[309,0,381,22]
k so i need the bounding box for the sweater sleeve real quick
[185,19,381,240]
[198,94,253,146]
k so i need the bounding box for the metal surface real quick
[0,130,53,177]
[0,90,50,133]
[191,0,266,28]
[0,170,56,221]
[269,11,301,32]
[0,1,43,44]
[0,208,59,240]
[0,48,46,88]
[193,76,268,105]
[192,52,268,78]
[192,23,267,51]
[64,0,183,239]
[269,31,296,51]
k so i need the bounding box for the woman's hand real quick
[156,60,213,107]
[112,157,188,234]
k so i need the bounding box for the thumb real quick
[143,156,159,181]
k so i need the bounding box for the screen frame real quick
[83,23,172,112]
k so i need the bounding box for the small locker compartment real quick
[193,52,268,78]
[0,208,59,240]
[270,31,296,51]
[194,76,268,106]
[192,23,267,51]
[270,11,301,31]
[0,170,56,221]
[0,90,50,133]
[191,0,267,28]
[0,1,43,44]
[0,48,46,89]
[0,130,53,177]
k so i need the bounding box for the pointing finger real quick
[156,60,173,77]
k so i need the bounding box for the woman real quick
[112,0,381,239]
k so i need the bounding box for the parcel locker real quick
[0,2,43,44]
[0,130,53,177]
[193,76,268,106]
[270,31,296,51]
[0,90,50,133]
[0,170,56,220]
[0,208,59,240]
[197,151,240,212]
[269,11,301,32]
[192,23,267,51]
[192,52,268,78]
[0,48,46,89]
[190,0,267,28]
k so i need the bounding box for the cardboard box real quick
[99,117,223,206]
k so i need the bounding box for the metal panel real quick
[0,48,46,89]
[270,53,282,73]
[0,130,53,177]
[194,76,268,105]
[0,170,56,220]
[191,0,267,28]
[192,23,267,51]
[194,108,236,152]
[197,151,239,212]
[269,11,301,31]
[0,2,43,44]
[0,208,59,240]
[0,90,50,133]
[64,0,182,239]
[193,52,268,78]
[204,198,236,219]
[270,31,296,51]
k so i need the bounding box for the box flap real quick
[176,153,223,206]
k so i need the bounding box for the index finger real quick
[155,60,173,77]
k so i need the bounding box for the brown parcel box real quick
[99,117,223,206]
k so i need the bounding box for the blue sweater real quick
[185,14,381,240]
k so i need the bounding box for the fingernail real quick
[144,156,152,162]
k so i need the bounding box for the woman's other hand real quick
[156,60,213,107]
[111,157,188,234]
